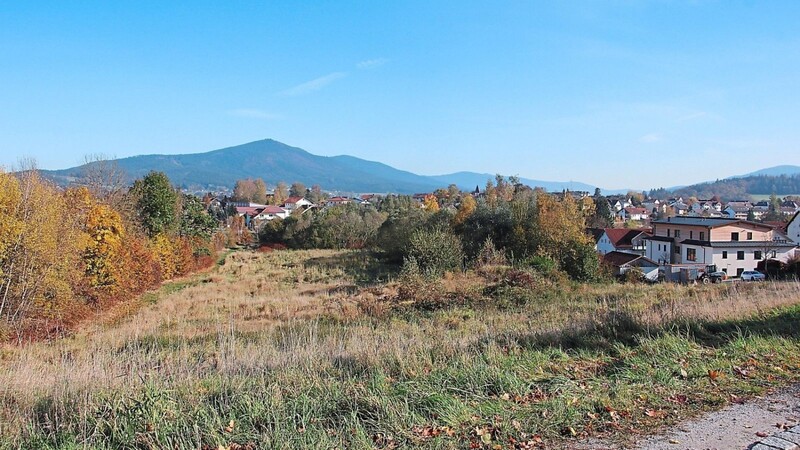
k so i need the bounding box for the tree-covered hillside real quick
[650,174,800,200]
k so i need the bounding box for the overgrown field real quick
[2,249,800,449]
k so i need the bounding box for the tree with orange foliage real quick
[422,194,440,212]
[453,194,476,225]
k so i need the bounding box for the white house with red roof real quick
[325,196,352,207]
[255,205,289,221]
[596,228,649,256]
[282,196,313,211]
[616,207,649,222]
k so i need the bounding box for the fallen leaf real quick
[708,370,721,380]
[679,368,688,378]
[756,431,769,437]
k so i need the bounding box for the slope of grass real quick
[1,249,800,449]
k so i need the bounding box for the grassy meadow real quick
[2,249,800,449]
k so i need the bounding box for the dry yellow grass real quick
[1,249,799,448]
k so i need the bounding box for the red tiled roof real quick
[604,228,645,249]
[260,205,286,214]
[625,207,648,214]
[235,206,261,215]
[284,196,303,204]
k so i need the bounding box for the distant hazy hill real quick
[737,165,800,177]
[655,172,800,200]
[40,139,614,194]
[428,172,603,194]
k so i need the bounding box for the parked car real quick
[740,270,766,281]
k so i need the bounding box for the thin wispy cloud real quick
[227,109,280,120]
[357,58,389,69]
[279,72,347,96]
[640,133,662,143]
[677,111,707,122]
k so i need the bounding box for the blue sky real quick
[1,1,798,190]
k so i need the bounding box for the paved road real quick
[635,385,800,450]
[577,385,800,449]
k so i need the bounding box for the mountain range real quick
[40,139,612,194]
[38,139,800,196]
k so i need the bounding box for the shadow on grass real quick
[493,303,800,356]
[304,250,400,286]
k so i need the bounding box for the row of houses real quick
[595,212,800,281]
[229,195,380,229]
[615,197,800,222]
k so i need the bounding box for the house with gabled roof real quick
[282,196,313,211]
[325,196,351,207]
[781,200,800,216]
[602,251,660,281]
[643,216,796,277]
[723,201,753,220]
[255,205,289,221]
[595,228,650,256]
[617,206,649,222]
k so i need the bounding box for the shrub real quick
[407,228,464,278]
[475,237,508,268]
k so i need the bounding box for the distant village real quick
[198,184,800,283]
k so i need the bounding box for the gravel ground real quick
[578,385,800,450]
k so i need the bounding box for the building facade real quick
[643,216,795,277]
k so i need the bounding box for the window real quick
[731,232,739,241]
[722,251,728,259]
[722,268,728,274]
[771,250,777,258]
[689,230,693,239]
[754,251,763,260]
[687,248,696,261]
[675,230,681,238]
[737,251,745,260]
[674,245,680,254]
[737,268,745,277]
[667,229,671,237]
[700,231,705,241]
[747,232,753,240]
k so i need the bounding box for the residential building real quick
[643,216,796,277]
[282,196,314,211]
[595,228,649,255]
[254,205,289,221]
[723,201,753,220]
[326,196,351,207]
[602,251,660,281]
[620,207,649,221]
[788,212,800,245]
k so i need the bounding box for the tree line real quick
[0,167,220,341]
[259,176,601,282]
[649,174,800,201]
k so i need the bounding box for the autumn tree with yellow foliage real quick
[0,168,220,341]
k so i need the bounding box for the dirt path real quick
[635,385,800,450]
[580,385,800,449]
